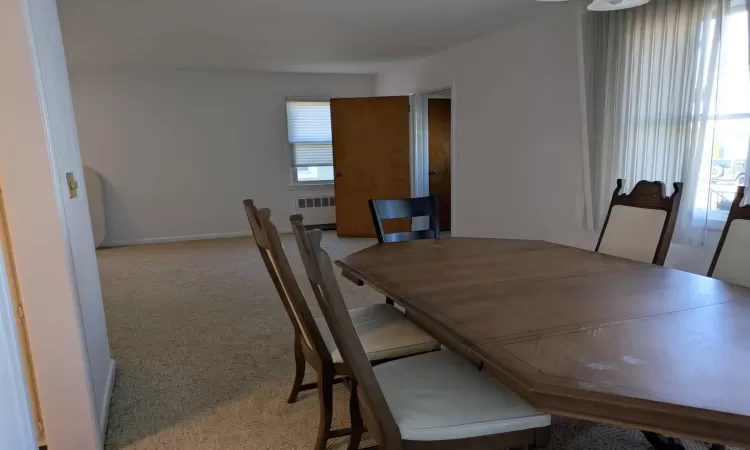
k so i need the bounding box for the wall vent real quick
[297,196,335,209]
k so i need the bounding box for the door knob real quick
[335,172,343,178]
[429,169,439,175]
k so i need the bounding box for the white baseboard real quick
[101,231,254,248]
[99,359,116,435]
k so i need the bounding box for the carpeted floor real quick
[98,233,734,450]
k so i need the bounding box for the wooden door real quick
[331,96,411,237]
[428,99,452,231]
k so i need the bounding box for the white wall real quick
[378,4,591,243]
[0,0,106,447]
[376,3,719,275]
[69,68,374,246]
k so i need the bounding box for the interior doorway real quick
[328,90,453,237]
[330,96,412,237]
[427,91,452,231]
[412,88,453,232]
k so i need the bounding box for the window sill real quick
[287,182,334,189]
[702,210,729,231]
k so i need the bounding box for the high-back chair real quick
[291,220,552,450]
[369,196,440,244]
[244,200,439,450]
[244,200,336,402]
[596,179,683,265]
[708,186,750,287]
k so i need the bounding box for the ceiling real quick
[57,0,544,74]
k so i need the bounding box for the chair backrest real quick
[708,187,750,287]
[243,200,330,365]
[595,179,683,265]
[290,215,403,449]
[369,196,440,243]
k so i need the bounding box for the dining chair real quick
[596,179,683,266]
[243,200,440,450]
[369,196,440,306]
[708,186,750,287]
[369,196,440,244]
[291,220,552,450]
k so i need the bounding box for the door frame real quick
[410,86,455,231]
[0,243,37,450]
[0,0,105,447]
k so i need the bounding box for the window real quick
[286,100,334,184]
[587,0,750,244]
[695,6,750,227]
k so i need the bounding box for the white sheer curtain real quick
[587,0,731,245]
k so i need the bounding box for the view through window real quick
[696,6,750,225]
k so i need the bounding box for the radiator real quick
[295,196,336,226]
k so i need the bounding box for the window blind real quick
[286,101,333,167]
[292,143,334,167]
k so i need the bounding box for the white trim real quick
[410,93,429,200]
[449,82,458,236]
[101,231,253,247]
[287,182,334,189]
[410,93,429,231]
[410,92,432,197]
[99,359,116,434]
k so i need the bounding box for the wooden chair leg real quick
[315,372,334,450]
[347,383,364,450]
[287,338,306,404]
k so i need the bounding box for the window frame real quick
[286,97,335,187]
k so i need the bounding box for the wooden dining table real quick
[336,237,750,449]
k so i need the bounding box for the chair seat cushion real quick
[315,304,440,364]
[374,350,551,441]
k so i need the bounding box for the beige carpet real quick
[99,233,734,450]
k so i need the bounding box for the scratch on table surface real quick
[622,356,647,365]
[582,360,618,371]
